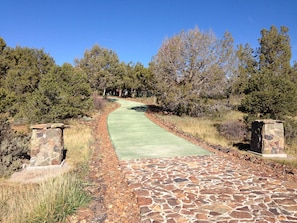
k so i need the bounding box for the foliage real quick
[240,72,297,119]
[128,62,154,97]
[0,37,93,124]
[75,45,154,97]
[21,63,93,123]
[0,40,55,117]
[259,26,292,75]
[75,44,120,95]
[151,27,236,116]
[0,87,16,114]
[232,44,258,94]
[0,114,30,178]
[236,26,297,120]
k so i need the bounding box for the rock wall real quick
[30,123,65,167]
[251,119,286,158]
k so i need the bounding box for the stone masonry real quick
[29,123,65,167]
[251,119,286,158]
[120,155,297,222]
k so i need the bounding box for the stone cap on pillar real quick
[30,123,67,130]
[254,119,283,124]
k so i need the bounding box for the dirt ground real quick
[68,102,141,223]
[9,162,72,183]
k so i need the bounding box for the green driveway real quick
[107,98,212,160]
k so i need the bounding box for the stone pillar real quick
[251,119,286,158]
[30,123,65,167]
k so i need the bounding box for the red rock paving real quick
[120,155,297,223]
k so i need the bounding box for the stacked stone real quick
[251,119,286,158]
[30,123,65,167]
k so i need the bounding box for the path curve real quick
[108,98,211,160]
[108,98,297,223]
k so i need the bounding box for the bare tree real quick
[151,27,235,115]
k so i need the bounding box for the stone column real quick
[251,119,286,158]
[29,123,65,167]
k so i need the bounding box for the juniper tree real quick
[239,26,297,119]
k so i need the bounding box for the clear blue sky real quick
[1,0,296,67]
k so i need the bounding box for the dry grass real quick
[64,120,94,167]
[0,120,93,223]
[0,174,90,223]
[0,182,37,223]
[157,110,245,148]
[160,115,230,147]
[129,96,157,105]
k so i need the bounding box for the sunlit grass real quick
[158,115,231,147]
[0,182,37,223]
[25,174,91,223]
[157,110,245,148]
[64,120,94,167]
[0,174,90,223]
[135,96,157,104]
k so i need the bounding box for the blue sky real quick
[1,0,296,67]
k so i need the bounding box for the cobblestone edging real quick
[120,155,297,223]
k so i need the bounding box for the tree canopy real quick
[75,44,120,95]
[0,37,92,123]
[75,44,153,97]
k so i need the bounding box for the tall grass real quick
[26,174,90,222]
[157,110,244,148]
[64,121,94,168]
[0,174,90,223]
[0,120,93,223]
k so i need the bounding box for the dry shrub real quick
[0,114,30,178]
[218,120,248,142]
[93,94,106,110]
